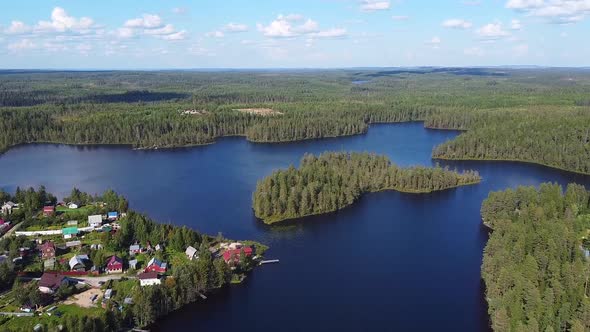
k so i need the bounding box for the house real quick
[1,201,17,215]
[43,206,55,216]
[62,227,79,239]
[104,289,113,300]
[107,212,118,221]
[88,215,103,228]
[129,259,138,270]
[67,202,78,209]
[138,271,161,286]
[129,244,141,256]
[155,243,163,251]
[65,240,82,249]
[106,255,123,274]
[39,273,67,294]
[144,257,167,273]
[69,254,89,271]
[90,243,103,250]
[40,241,56,260]
[222,247,253,264]
[185,246,198,260]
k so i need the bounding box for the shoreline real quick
[258,180,482,225]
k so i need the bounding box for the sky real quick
[0,0,589,69]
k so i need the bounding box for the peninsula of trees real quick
[252,152,481,223]
[481,183,590,332]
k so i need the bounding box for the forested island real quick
[481,183,590,332]
[252,152,481,223]
[1,68,590,174]
[0,187,265,331]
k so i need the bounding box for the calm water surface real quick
[1,122,589,332]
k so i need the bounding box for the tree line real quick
[481,183,590,332]
[252,152,481,223]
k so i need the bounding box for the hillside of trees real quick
[252,152,481,223]
[481,183,590,332]
[1,69,590,174]
[430,108,590,175]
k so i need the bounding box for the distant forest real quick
[1,69,590,174]
[252,152,480,223]
[481,183,590,332]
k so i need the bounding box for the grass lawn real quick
[110,279,137,302]
[0,304,107,331]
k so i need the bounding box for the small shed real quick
[88,215,103,228]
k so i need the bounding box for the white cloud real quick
[257,15,299,37]
[124,14,163,29]
[5,21,32,34]
[392,15,410,21]
[506,0,590,24]
[442,19,473,29]
[312,28,347,38]
[511,19,523,29]
[206,30,225,38]
[117,27,135,39]
[257,14,339,38]
[43,42,68,52]
[506,0,544,10]
[464,47,485,56]
[476,22,511,40]
[360,0,391,12]
[144,24,175,36]
[224,23,249,33]
[172,7,187,15]
[296,19,320,34]
[8,39,36,51]
[36,7,95,33]
[161,30,187,40]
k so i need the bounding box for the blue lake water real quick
[1,122,589,331]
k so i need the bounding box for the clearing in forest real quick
[234,108,283,116]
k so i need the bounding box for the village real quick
[0,188,265,331]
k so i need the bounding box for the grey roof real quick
[68,255,89,270]
[129,244,140,251]
[88,215,102,225]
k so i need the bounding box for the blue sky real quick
[0,0,589,68]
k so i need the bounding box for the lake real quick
[1,122,589,331]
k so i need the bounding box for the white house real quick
[88,215,102,228]
[138,272,161,286]
[1,201,17,215]
[67,202,78,209]
[185,246,198,260]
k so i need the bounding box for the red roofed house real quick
[144,257,167,274]
[223,247,253,264]
[39,272,68,294]
[43,206,55,217]
[40,241,56,260]
[106,255,123,274]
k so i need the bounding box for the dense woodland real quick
[481,183,590,332]
[1,69,589,174]
[252,152,481,223]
